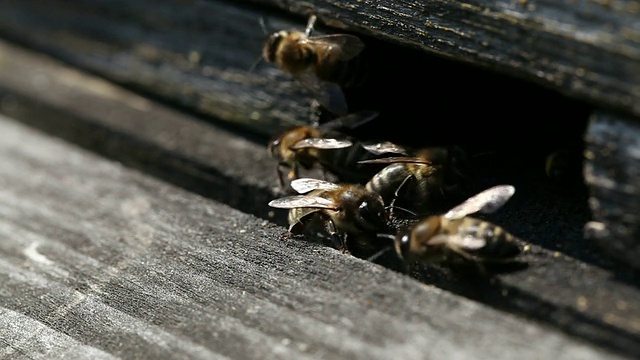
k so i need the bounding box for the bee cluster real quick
[260,14,525,274]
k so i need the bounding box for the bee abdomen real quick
[365,163,410,202]
[462,219,520,260]
[317,144,379,183]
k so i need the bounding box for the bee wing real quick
[358,156,432,165]
[305,34,365,60]
[296,70,348,116]
[317,110,379,131]
[429,234,487,251]
[268,195,337,209]
[444,185,516,219]
[290,178,341,194]
[290,137,353,150]
[360,141,410,156]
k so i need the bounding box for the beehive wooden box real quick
[0,0,639,358]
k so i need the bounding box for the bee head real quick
[267,133,283,158]
[394,230,411,261]
[397,217,443,261]
[332,185,387,233]
[268,126,318,161]
[263,31,288,63]
[340,188,387,232]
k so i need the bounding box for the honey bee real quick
[268,110,380,189]
[268,178,389,256]
[262,14,367,115]
[316,140,411,184]
[379,184,521,270]
[360,145,471,216]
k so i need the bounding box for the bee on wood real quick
[268,178,389,256]
[378,184,522,270]
[360,145,471,216]
[268,110,380,189]
[262,14,368,115]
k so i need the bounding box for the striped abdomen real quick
[365,162,446,213]
[316,142,386,183]
[445,217,520,262]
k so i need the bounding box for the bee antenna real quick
[367,244,393,262]
[376,233,396,243]
[248,55,264,73]
[384,204,416,217]
[386,174,414,218]
[305,14,318,37]
[259,16,271,35]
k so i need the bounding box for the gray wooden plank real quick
[0,38,282,222]
[0,308,119,360]
[0,115,622,359]
[1,38,640,357]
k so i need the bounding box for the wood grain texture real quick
[1,40,640,358]
[0,0,634,140]
[251,0,640,117]
[0,115,623,360]
[0,0,317,135]
[584,111,640,269]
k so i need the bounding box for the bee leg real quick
[291,163,299,179]
[338,237,351,255]
[287,163,300,182]
[321,168,330,181]
[276,164,287,190]
[325,220,350,254]
[309,99,322,127]
[305,14,318,37]
[389,175,415,219]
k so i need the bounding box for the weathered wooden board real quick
[250,0,640,117]
[1,39,640,357]
[0,0,626,141]
[584,111,640,269]
[0,115,624,360]
[0,0,316,136]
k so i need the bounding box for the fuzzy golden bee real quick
[360,145,471,216]
[268,178,389,256]
[268,110,381,188]
[262,14,368,115]
[378,184,521,270]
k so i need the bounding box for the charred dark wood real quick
[0,0,632,142]
[250,0,640,119]
[584,111,640,270]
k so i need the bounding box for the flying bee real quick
[378,184,521,271]
[360,145,471,216]
[262,14,368,115]
[268,110,380,189]
[268,178,389,257]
